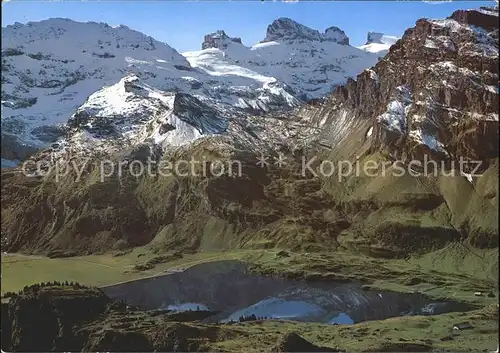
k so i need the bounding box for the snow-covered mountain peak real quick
[67,74,172,132]
[202,30,243,50]
[1,17,383,164]
[324,26,350,45]
[262,17,349,44]
[365,32,399,45]
[61,74,233,155]
[358,32,399,56]
[69,74,171,124]
[2,17,189,66]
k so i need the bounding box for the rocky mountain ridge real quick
[1,7,497,257]
[328,7,499,166]
[1,17,382,165]
[0,7,498,353]
[262,17,350,45]
[295,6,499,250]
[201,30,242,50]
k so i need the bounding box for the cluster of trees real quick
[2,281,89,299]
[33,280,85,288]
[226,314,269,323]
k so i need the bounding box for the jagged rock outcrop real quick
[3,284,113,352]
[328,7,499,166]
[1,8,497,256]
[366,32,394,45]
[201,30,242,50]
[299,6,499,250]
[263,17,349,44]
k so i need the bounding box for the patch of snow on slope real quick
[183,48,272,84]
[377,86,412,134]
[366,69,379,83]
[424,38,438,49]
[409,128,447,153]
[366,126,374,138]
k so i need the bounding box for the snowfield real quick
[358,32,399,56]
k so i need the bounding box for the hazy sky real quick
[2,0,495,52]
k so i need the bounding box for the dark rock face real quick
[201,30,242,50]
[450,8,499,31]
[172,92,229,134]
[329,7,499,166]
[0,134,39,161]
[3,285,112,352]
[263,18,349,44]
[30,125,66,143]
[84,330,152,352]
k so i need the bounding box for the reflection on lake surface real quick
[102,260,476,324]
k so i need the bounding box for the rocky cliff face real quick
[263,18,349,44]
[201,30,242,50]
[328,7,498,166]
[1,8,498,256]
[296,6,499,251]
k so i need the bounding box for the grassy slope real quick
[1,250,250,293]
[2,242,498,352]
[212,304,498,352]
[3,246,497,305]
